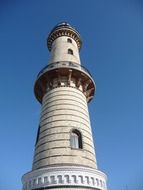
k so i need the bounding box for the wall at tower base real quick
[33,187,101,190]
[22,166,107,190]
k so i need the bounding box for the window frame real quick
[70,129,83,149]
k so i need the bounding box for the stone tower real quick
[22,22,107,190]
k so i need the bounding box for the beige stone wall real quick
[49,36,81,64]
[32,87,97,170]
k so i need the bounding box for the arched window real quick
[67,38,72,43]
[68,48,73,55]
[70,129,82,149]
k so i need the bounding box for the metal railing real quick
[37,61,92,78]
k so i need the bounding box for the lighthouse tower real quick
[22,22,107,190]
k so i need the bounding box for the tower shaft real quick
[22,22,107,190]
[33,87,96,170]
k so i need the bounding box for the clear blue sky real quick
[0,1,143,190]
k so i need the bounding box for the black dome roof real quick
[49,22,80,36]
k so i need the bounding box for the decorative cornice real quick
[47,28,82,51]
[22,166,107,190]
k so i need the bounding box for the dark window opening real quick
[70,129,83,149]
[68,49,73,55]
[67,38,72,43]
[35,125,40,145]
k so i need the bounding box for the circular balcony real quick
[34,61,96,104]
[37,61,92,79]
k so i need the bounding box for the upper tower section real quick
[34,22,95,104]
[47,22,82,51]
[47,22,82,64]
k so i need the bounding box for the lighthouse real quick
[22,22,107,190]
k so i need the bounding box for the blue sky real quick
[0,1,143,190]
